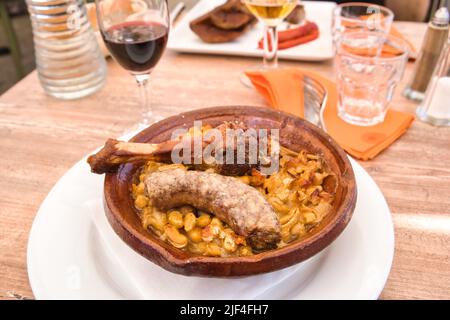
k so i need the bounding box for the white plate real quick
[27,148,394,299]
[167,0,336,61]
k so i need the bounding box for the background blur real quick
[0,0,448,95]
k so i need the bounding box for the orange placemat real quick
[246,68,415,160]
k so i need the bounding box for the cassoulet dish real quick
[130,146,335,258]
[88,106,356,277]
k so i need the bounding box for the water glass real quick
[332,2,394,44]
[335,31,408,126]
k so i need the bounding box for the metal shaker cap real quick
[432,7,450,26]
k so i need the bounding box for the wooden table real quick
[0,22,449,300]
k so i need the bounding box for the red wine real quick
[102,21,168,73]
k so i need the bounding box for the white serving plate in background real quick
[168,0,336,61]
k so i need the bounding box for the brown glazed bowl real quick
[103,106,357,277]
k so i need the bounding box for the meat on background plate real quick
[189,0,256,43]
[190,1,308,44]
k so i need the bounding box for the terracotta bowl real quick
[103,106,357,277]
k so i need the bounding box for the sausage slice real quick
[144,169,281,250]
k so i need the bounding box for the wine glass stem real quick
[263,25,278,69]
[135,74,152,126]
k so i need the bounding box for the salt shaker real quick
[416,37,450,126]
[403,7,449,101]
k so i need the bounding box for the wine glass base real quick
[137,114,165,130]
[122,114,166,137]
[241,74,254,88]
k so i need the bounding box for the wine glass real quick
[241,0,297,83]
[96,0,170,127]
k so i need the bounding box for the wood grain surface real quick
[0,22,449,300]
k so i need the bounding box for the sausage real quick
[144,169,281,250]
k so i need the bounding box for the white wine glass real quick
[241,0,297,85]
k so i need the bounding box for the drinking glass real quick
[242,0,297,70]
[335,31,408,126]
[96,0,170,126]
[332,2,394,45]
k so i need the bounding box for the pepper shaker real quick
[403,6,449,101]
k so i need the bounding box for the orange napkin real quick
[388,26,417,60]
[245,69,415,160]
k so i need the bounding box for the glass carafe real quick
[26,0,107,99]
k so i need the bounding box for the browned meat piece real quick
[190,0,256,43]
[87,121,267,176]
[87,139,176,174]
[190,21,251,43]
[210,0,253,30]
[210,10,253,30]
[145,168,281,250]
